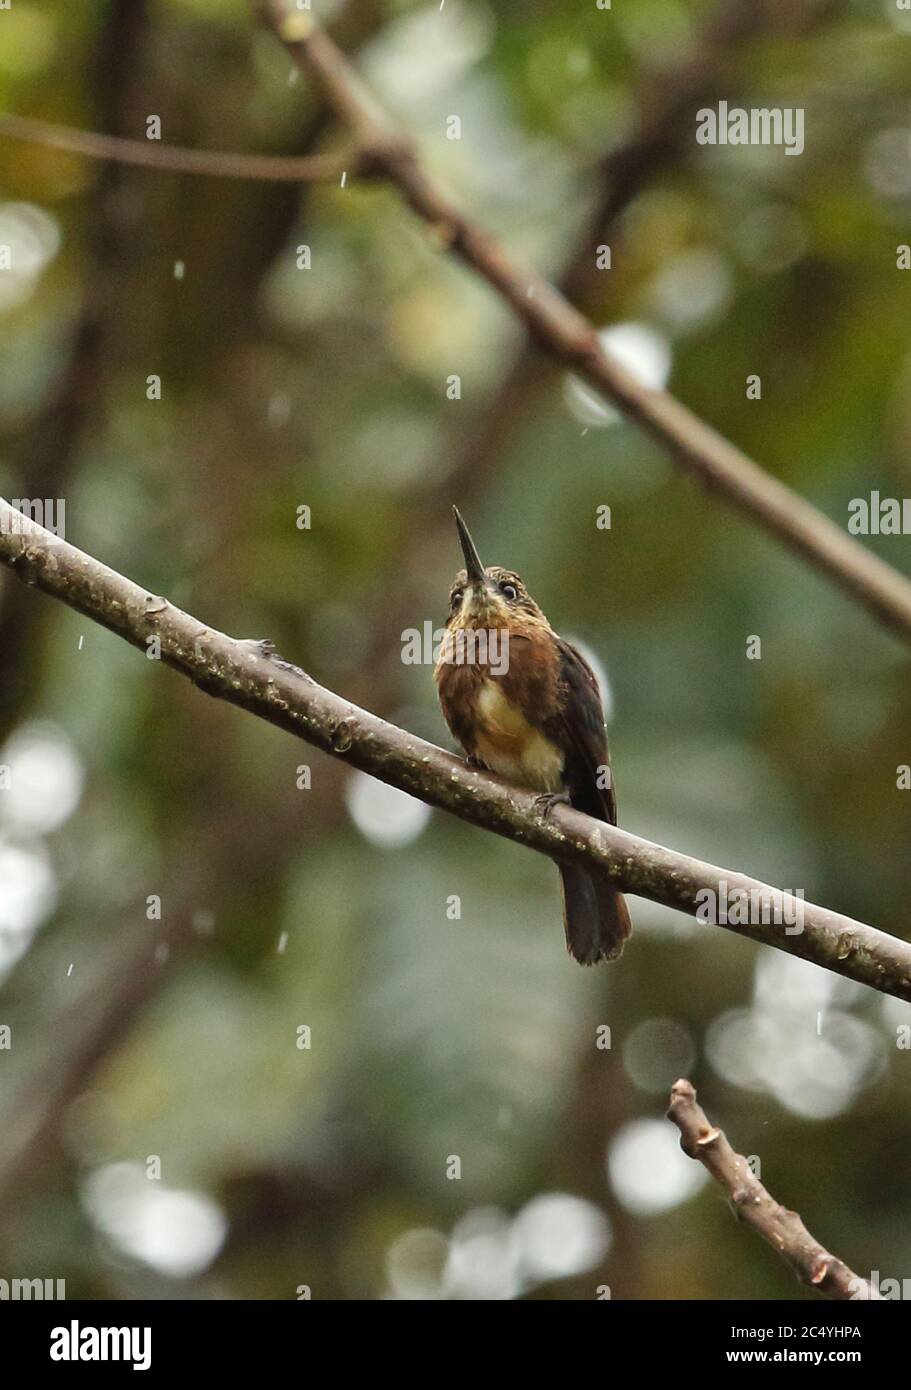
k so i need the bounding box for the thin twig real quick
[667,1080,878,1300]
[252,0,911,649]
[2,498,910,1001]
[0,112,359,183]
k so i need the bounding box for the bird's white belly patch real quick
[474,680,564,793]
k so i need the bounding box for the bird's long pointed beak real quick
[453,506,486,586]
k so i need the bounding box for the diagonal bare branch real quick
[2,497,910,1000]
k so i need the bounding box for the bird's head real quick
[446,507,545,629]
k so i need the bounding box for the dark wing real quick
[546,638,618,825]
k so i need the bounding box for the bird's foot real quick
[464,754,487,771]
[533,790,571,821]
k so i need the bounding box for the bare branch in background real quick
[252,0,911,649]
[667,1080,878,1300]
[2,499,910,1001]
[0,113,359,184]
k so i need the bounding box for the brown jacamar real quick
[434,508,632,965]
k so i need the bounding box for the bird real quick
[434,507,632,965]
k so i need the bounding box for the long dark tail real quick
[559,863,632,965]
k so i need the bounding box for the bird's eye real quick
[500,582,518,601]
[450,589,464,610]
